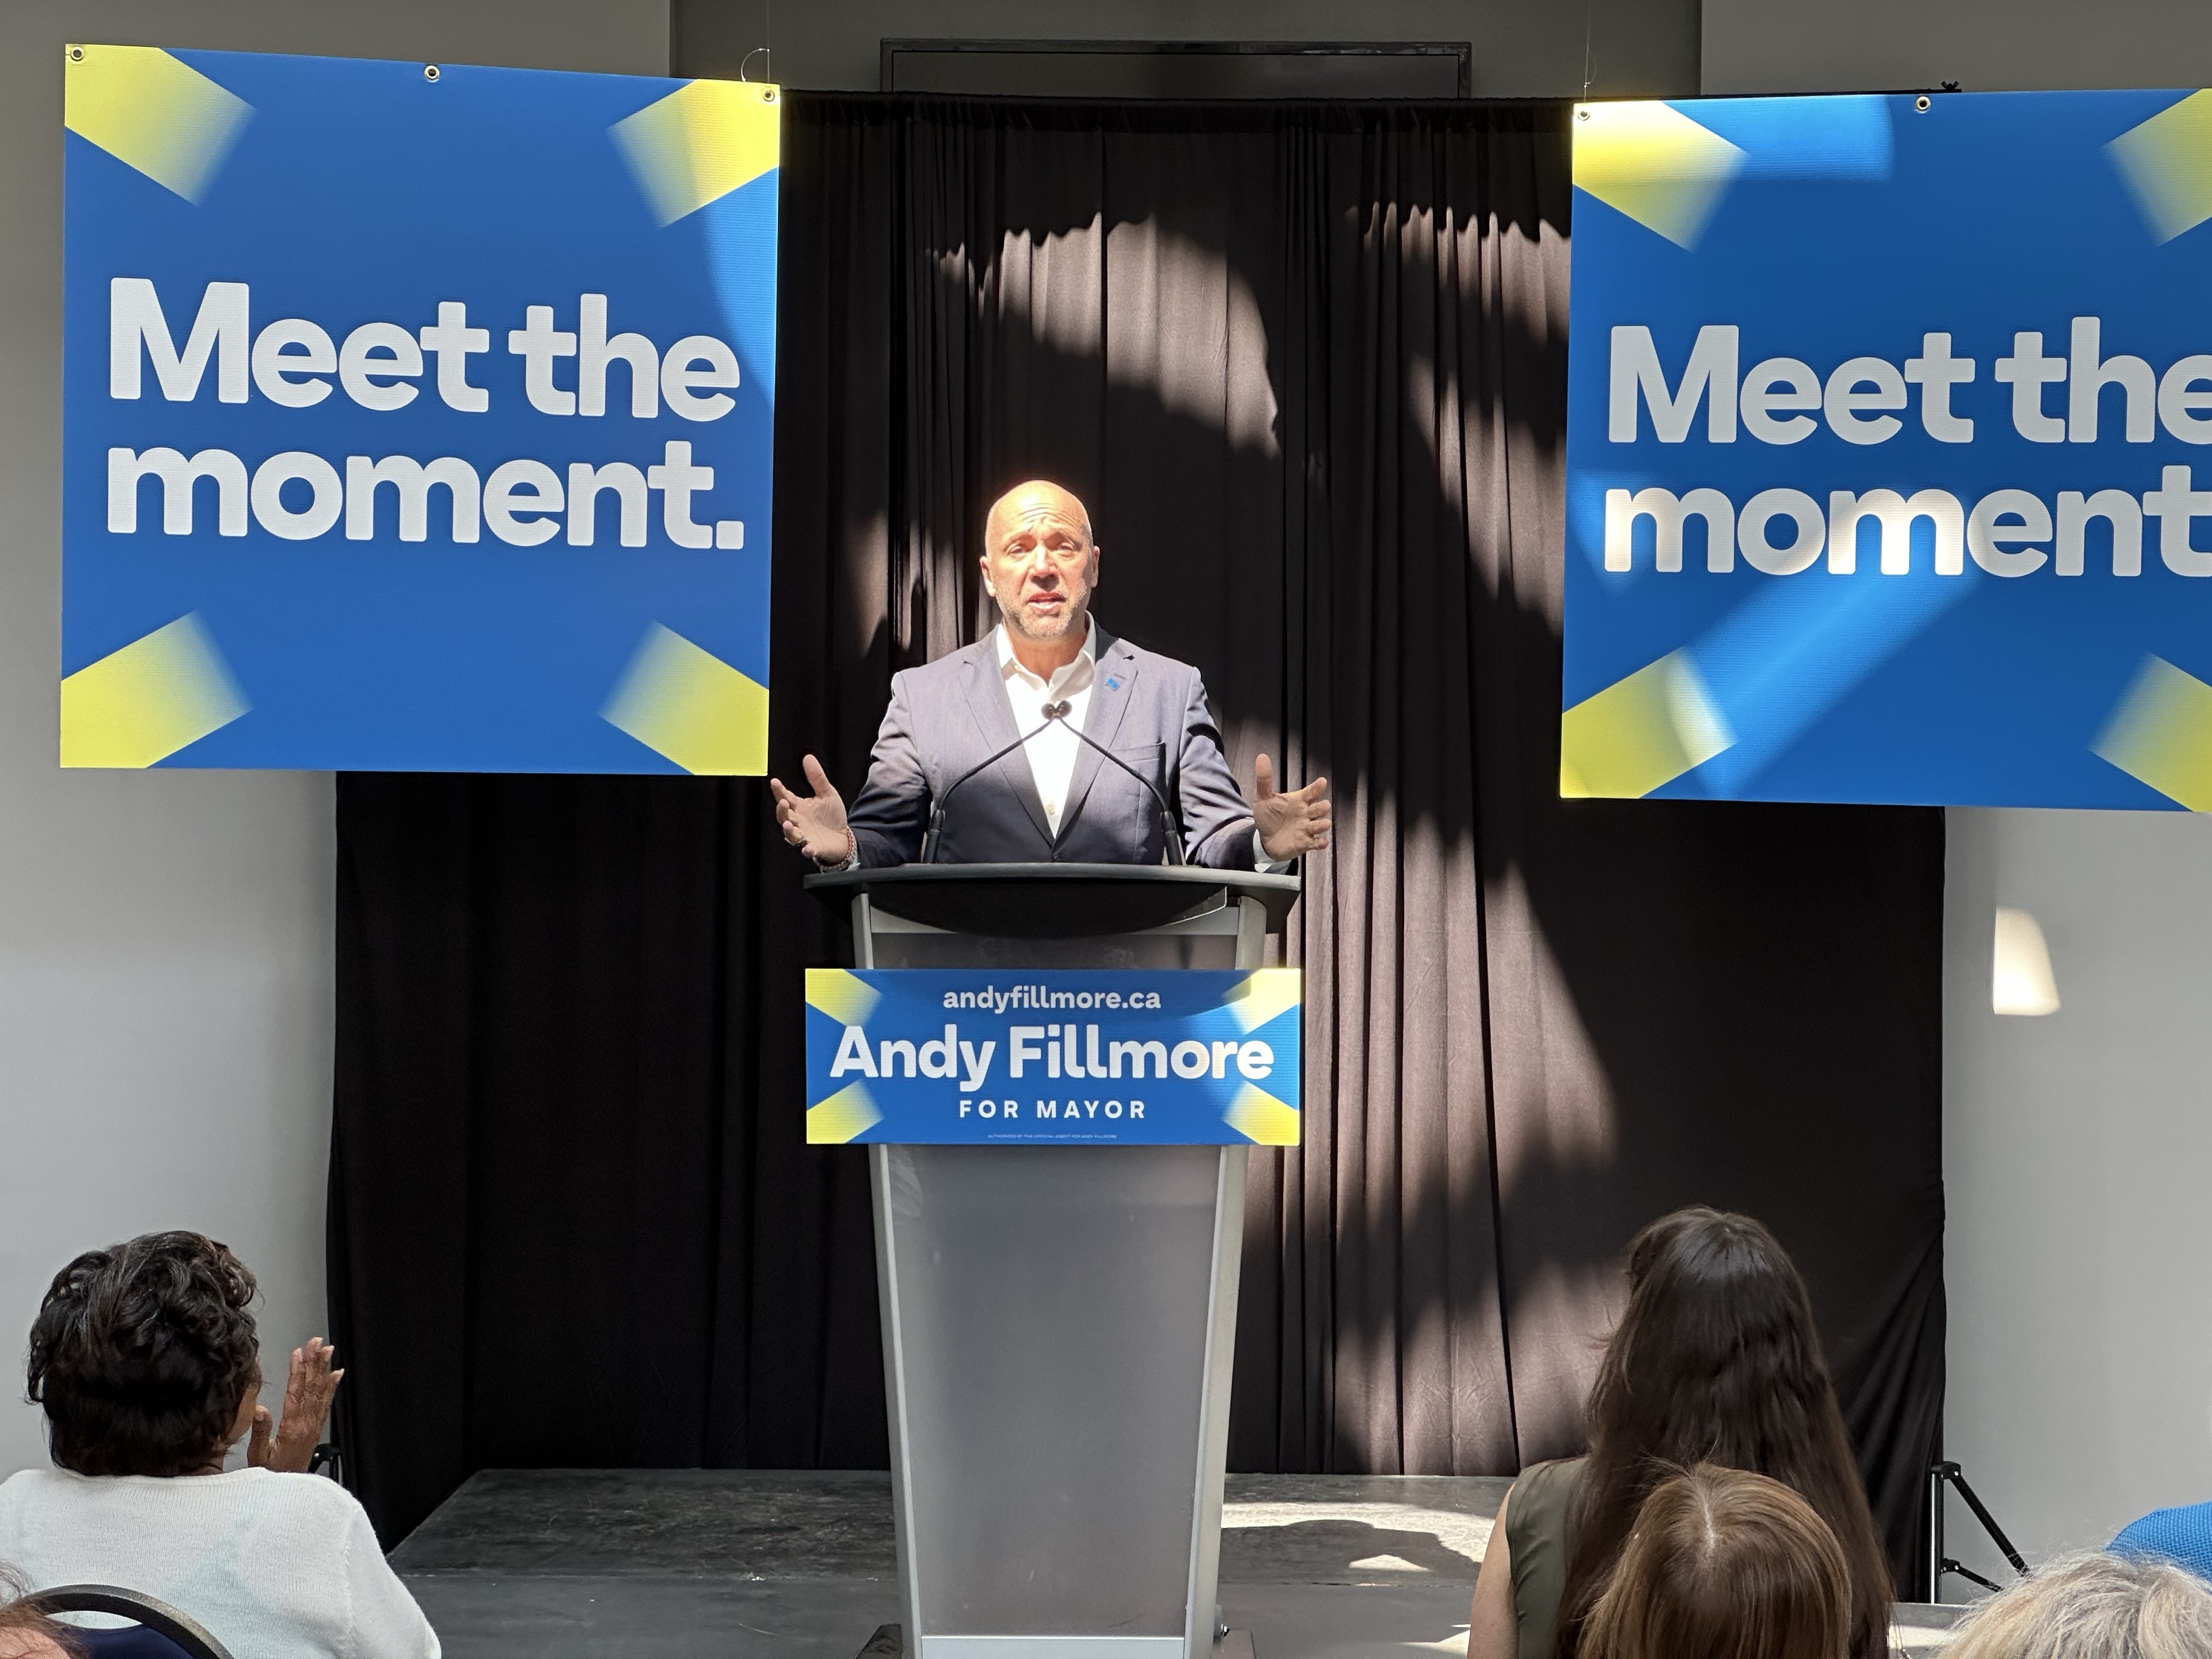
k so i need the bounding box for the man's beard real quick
[999,591,1084,641]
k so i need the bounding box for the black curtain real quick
[329,94,1946,1591]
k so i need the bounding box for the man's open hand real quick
[1253,754,1330,862]
[247,1337,343,1475]
[770,754,852,864]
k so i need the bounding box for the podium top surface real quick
[804,862,1303,937]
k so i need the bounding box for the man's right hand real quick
[770,754,852,864]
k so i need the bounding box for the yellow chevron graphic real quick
[2110,91,2212,244]
[611,78,781,226]
[61,613,249,768]
[65,45,251,203]
[2095,655,2212,808]
[805,968,882,1029]
[602,623,769,775]
[1573,100,1746,249]
[1224,968,1301,1034]
[1561,649,1734,799]
[806,1082,882,1145]
[1223,1083,1301,1147]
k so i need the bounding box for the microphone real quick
[918,698,1189,865]
[1038,700,1186,867]
[920,718,1059,865]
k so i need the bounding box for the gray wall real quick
[1705,0,2212,93]
[1944,811,2212,1576]
[678,0,1698,96]
[1704,0,2212,1584]
[0,0,666,1479]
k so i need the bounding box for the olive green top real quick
[1504,1456,1589,1659]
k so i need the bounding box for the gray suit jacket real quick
[846,623,1259,868]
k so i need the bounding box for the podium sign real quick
[803,967,1303,1146]
[62,46,777,772]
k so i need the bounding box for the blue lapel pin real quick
[1105,674,1121,691]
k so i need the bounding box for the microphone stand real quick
[918,700,1187,865]
[921,720,1057,865]
[1038,701,1185,866]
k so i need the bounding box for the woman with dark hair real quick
[1579,1466,1851,1659]
[1466,1208,1893,1659]
[0,1233,437,1658]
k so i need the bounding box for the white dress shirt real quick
[994,620,1286,869]
[994,619,1096,835]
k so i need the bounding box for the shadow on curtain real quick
[328,95,1944,1590]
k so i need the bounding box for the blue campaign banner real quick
[61,45,777,772]
[802,969,1303,1147]
[1566,90,2212,809]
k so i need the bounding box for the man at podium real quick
[772,480,1331,869]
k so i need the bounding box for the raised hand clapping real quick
[246,1337,344,1475]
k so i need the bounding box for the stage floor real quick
[389,1469,1969,1658]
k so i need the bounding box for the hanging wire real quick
[739,0,773,83]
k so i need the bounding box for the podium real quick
[806,864,1301,1659]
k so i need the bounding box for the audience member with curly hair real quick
[0,1232,438,1658]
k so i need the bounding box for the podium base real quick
[857,1630,1258,1659]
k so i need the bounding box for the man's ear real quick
[1087,546,1101,586]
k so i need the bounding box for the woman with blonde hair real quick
[1940,1551,2212,1659]
[1580,1465,1851,1659]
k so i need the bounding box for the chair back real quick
[74,1631,198,1659]
[23,1586,234,1659]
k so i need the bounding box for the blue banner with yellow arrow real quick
[803,968,1303,1147]
[1567,89,2212,808]
[62,45,777,772]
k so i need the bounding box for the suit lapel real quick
[1059,628,1142,844]
[960,642,1054,847]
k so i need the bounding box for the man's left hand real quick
[1254,754,1331,861]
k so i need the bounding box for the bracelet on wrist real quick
[814,826,855,869]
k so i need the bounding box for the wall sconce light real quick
[1992,907,2060,1017]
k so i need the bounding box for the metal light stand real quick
[1928,1460,2028,1597]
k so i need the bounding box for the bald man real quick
[772,480,1330,869]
